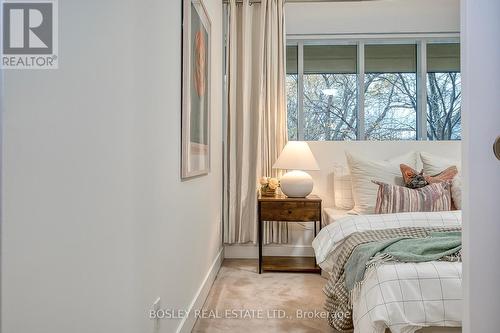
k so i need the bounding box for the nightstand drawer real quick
[260,201,320,221]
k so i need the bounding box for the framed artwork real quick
[181,0,211,179]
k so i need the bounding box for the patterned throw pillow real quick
[400,164,458,188]
[425,166,458,184]
[400,164,428,189]
[373,181,452,214]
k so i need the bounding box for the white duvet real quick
[313,211,462,272]
[353,261,462,333]
[312,211,463,333]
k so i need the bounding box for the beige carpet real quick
[192,259,335,333]
[192,259,461,333]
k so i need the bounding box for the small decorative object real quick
[273,141,320,198]
[181,0,211,179]
[259,177,280,197]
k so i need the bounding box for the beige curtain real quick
[224,0,288,244]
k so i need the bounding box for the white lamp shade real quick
[273,141,320,171]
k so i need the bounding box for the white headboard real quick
[307,141,462,208]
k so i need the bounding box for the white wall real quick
[286,0,460,35]
[461,0,500,331]
[1,1,223,333]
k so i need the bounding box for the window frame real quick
[286,34,460,141]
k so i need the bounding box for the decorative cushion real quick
[346,151,417,214]
[420,152,461,176]
[425,166,459,183]
[333,164,355,210]
[400,164,428,189]
[374,181,452,214]
[401,164,458,187]
[400,164,459,209]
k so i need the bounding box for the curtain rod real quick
[222,0,371,3]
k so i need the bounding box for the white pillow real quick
[346,151,418,214]
[333,164,355,210]
[451,176,462,209]
[420,152,461,175]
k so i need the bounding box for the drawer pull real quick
[288,210,292,214]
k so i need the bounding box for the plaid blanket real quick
[323,226,462,331]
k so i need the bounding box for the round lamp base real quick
[280,170,314,198]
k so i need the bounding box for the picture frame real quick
[181,0,211,179]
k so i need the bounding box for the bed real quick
[311,149,463,333]
[314,211,462,333]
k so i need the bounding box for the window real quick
[286,39,461,141]
[303,45,357,140]
[426,44,461,140]
[364,45,417,140]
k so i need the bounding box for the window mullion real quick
[357,42,365,140]
[297,41,305,141]
[417,40,428,140]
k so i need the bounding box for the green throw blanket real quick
[344,231,462,292]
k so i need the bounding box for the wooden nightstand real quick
[257,194,322,274]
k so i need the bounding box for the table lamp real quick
[272,141,320,198]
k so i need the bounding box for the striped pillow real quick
[373,181,452,214]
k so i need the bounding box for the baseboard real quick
[224,244,315,258]
[176,247,224,333]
